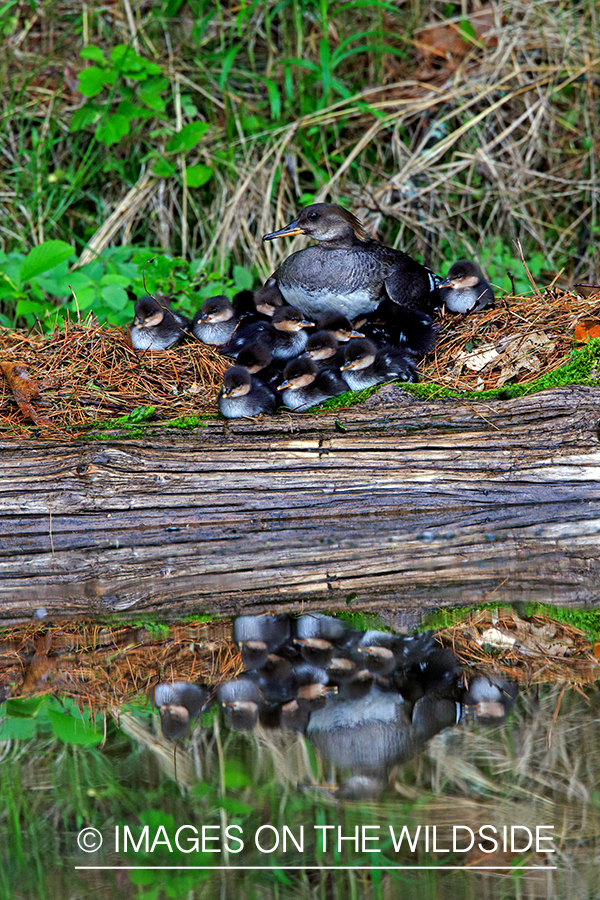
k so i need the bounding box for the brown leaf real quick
[574,318,600,343]
[0,360,55,428]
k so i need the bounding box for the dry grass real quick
[0,317,228,436]
[2,1,599,285]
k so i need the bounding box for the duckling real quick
[304,331,345,371]
[439,260,495,313]
[340,338,418,390]
[353,300,438,358]
[294,637,335,668]
[130,296,189,350]
[269,306,315,360]
[316,312,365,342]
[295,613,349,642]
[218,366,279,418]
[278,356,349,411]
[217,678,262,730]
[153,682,208,742]
[191,295,237,345]
[253,278,286,317]
[263,203,440,319]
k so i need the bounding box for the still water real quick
[1,609,599,899]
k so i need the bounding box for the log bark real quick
[1,385,599,625]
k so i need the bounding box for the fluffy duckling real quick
[191,295,237,345]
[218,366,279,418]
[341,338,418,390]
[154,682,208,742]
[439,260,495,313]
[353,300,438,359]
[278,356,349,411]
[303,330,345,371]
[316,312,364,342]
[130,296,189,350]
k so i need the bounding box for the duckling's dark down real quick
[341,338,418,390]
[439,260,495,313]
[263,203,440,320]
[218,366,279,418]
[130,296,189,350]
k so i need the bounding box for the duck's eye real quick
[308,211,320,221]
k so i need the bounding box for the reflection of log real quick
[1,385,600,625]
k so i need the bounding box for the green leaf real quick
[80,45,105,63]
[185,164,213,187]
[69,104,102,132]
[459,19,478,41]
[100,273,132,287]
[165,122,210,153]
[153,157,177,178]
[232,265,253,291]
[117,100,153,120]
[5,697,46,718]
[48,709,103,745]
[101,284,130,310]
[96,114,130,146]
[0,718,37,739]
[77,66,117,97]
[218,45,240,90]
[19,240,75,284]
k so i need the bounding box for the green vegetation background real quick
[1,0,599,332]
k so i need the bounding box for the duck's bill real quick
[263,221,305,241]
[277,380,291,391]
[438,277,454,288]
[340,362,355,371]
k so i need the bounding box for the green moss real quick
[422,601,600,641]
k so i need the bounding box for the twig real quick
[514,239,543,299]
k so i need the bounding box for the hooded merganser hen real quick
[353,300,438,358]
[278,356,349,411]
[341,338,418,390]
[439,260,495,313]
[263,203,440,319]
[218,366,279,418]
[130,296,189,350]
[191,295,237,345]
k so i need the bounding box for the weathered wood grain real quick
[1,385,599,624]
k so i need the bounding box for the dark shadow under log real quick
[1,385,600,624]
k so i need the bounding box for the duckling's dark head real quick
[271,306,314,332]
[341,338,377,372]
[263,203,370,245]
[278,357,318,391]
[199,295,235,323]
[317,312,365,342]
[254,278,285,316]
[221,366,252,398]
[134,296,164,328]
[439,260,484,290]
[236,342,274,373]
[305,330,339,360]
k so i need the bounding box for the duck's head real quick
[317,312,365,342]
[278,357,318,391]
[221,366,252,398]
[134,296,165,328]
[341,338,377,372]
[198,295,235,323]
[304,330,339,360]
[439,260,484,290]
[254,278,285,316]
[236,342,274,373]
[271,306,314,332]
[263,203,370,244]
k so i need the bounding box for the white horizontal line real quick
[75,866,557,871]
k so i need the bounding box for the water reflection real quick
[152,613,518,798]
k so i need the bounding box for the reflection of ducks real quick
[278,357,349,411]
[463,675,518,723]
[191,296,237,345]
[341,338,417,390]
[130,296,189,350]
[263,203,440,319]
[217,678,262,731]
[439,260,495,313]
[154,682,208,742]
[218,366,279,418]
